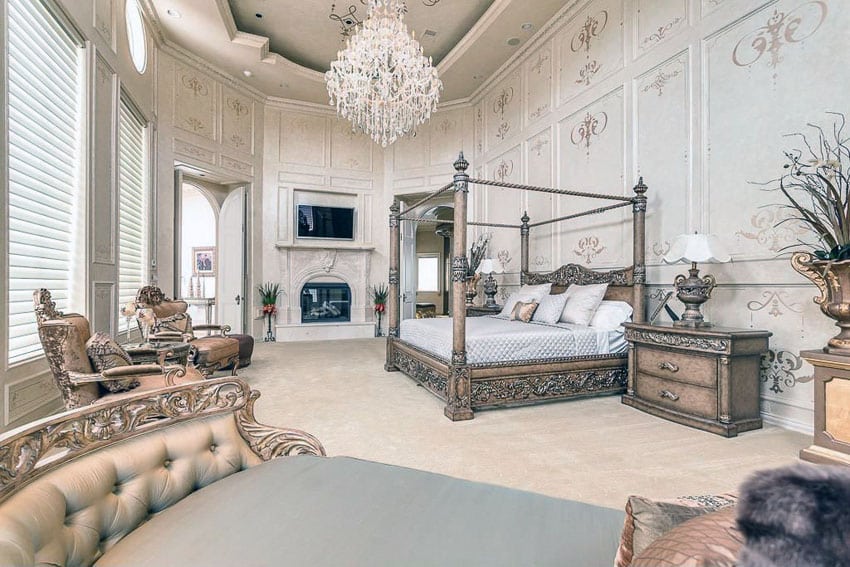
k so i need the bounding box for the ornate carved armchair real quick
[135,286,241,377]
[32,289,201,410]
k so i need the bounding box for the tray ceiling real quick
[148,0,568,103]
[228,0,495,73]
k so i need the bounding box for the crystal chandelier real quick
[325,0,442,147]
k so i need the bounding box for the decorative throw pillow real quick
[589,300,633,330]
[85,333,139,393]
[509,301,539,323]
[558,283,609,326]
[498,283,552,317]
[631,507,743,567]
[614,493,738,567]
[532,292,570,325]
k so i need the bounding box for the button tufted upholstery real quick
[0,414,263,567]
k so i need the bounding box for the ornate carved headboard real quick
[523,264,636,306]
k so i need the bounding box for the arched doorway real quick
[179,183,218,324]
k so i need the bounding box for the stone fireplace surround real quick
[274,244,376,341]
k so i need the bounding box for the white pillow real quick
[558,283,609,326]
[532,292,570,325]
[589,300,634,330]
[499,283,552,316]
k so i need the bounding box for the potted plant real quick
[371,283,388,337]
[465,233,491,306]
[258,282,282,342]
[772,113,850,354]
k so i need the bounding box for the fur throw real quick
[736,463,850,567]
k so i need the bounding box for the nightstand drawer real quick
[637,347,717,388]
[635,373,717,420]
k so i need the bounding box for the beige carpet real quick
[238,338,808,509]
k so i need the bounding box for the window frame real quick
[125,0,148,74]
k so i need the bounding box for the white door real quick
[218,187,246,332]
[401,207,416,320]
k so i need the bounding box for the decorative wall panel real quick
[221,87,253,154]
[91,55,116,265]
[93,0,114,47]
[705,0,840,261]
[7,376,58,424]
[92,281,115,335]
[486,146,523,272]
[635,0,687,55]
[173,65,217,140]
[526,128,554,271]
[173,139,216,165]
[220,155,253,177]
[559,0,624,103]
[635,52,689,263]
[430,110,464,165]
[557,88,625,266]
[393,126,429,171]
[279,111,326,166]
[485,72,521,150]
[331,121,372,171]
[526,44,553,123]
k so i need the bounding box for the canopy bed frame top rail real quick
[385,152,648,421]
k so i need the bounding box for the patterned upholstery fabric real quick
[153,313,193,336]
[509,301,539,323]
[615,493,738,567]
[631,507,742,566]
[85,333,138,393]
[62,315,95,375]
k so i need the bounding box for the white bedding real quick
[399,315,627,365]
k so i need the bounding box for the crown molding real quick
[161,41,268,102]
[468,0,585,104]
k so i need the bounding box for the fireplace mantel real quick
[276,242,375,252]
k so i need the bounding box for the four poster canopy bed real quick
[385,153,648,420]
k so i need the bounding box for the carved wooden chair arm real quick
[193,324,231,337]
[102,365,164,378]
[150,331,188,343]
[67,371,111,385]
[235,391,325,459]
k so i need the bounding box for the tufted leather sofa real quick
[0,378,324,566]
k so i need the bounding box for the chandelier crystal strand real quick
[325,0,442,147]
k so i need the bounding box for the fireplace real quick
[301,282,351,324]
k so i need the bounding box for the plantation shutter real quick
[7,0,84,363]
[118,99,149,328]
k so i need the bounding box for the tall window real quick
[118,98,149,329]
[417,255,440,293]
[7,0,84,363]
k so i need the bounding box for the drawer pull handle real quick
[659,390,680,402]
[658,361,679,373]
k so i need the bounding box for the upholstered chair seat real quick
[32,289,202,410]
[136,286,243,377]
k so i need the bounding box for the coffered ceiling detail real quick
[148,0,568,103]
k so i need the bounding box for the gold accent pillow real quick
[509,301,539,323]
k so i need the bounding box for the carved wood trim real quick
[470,367,627,407]
[624,328,731,354]
[523,263,634,287]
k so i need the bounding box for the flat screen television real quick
[296,205,355,240]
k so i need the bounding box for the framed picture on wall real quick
[192,246,216,276]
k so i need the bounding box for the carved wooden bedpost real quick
[520,211,530,285]
[385,199,401,372]
[632,178,648,323]
[446,153,473,421]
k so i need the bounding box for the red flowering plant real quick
[371,283,388,313]
[258,282,282,317]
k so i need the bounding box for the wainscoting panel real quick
[91,55,117,266]
[173,64,217,141]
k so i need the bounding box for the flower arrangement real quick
[371,283,389,337]
[768,112,850,260]
[258,282,282,342]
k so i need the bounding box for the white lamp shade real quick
[663,234,731,264]
[478,259,494,274]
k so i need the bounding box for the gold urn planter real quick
[792,251,850,355]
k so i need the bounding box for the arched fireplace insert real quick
[301,282,351,323]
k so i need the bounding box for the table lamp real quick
[478,259,500,308]
[662,233,731,327]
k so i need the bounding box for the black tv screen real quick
[297,205,355,240]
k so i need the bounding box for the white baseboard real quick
[762,412,813,435]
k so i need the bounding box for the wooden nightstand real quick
[621,322,771,437]
[466,305,502,317]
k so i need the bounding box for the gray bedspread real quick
[96,456,624,567]
[400,315,627,364]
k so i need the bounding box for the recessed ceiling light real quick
[521,22,534,31]
[255,13,263,18]
[166,8,181,18]
[243,70,253,77]
[472,74,482,80]
[506,37,521,46]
